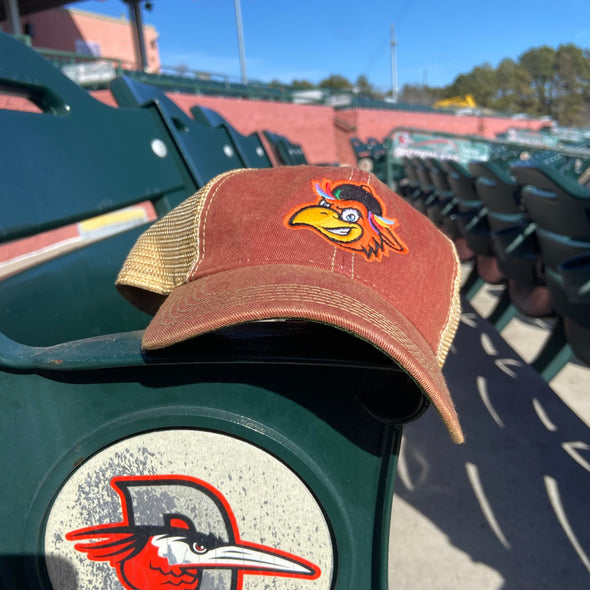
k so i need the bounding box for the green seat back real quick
[110,75,246,185]
[0,33,197,344]
[511,161,590,238]
[263,130,308,165]
[190,103,273,168]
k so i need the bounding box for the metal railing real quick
[38,46,125,72]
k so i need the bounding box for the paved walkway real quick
[388,288,590,590]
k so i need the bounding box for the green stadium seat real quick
[110,75,245,186]
[510,160,590,377]
[190,103,273,168]
[424,158,456,229]
[263,130,308,165]
[0,35,196,344]
[469,160,552,320]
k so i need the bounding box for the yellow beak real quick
[288,206,362,243]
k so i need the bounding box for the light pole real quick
[234,0,248,84]
[390,23,398,102]
[5,0,22,35]
[125,0,148,71]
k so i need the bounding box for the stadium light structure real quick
[234,0,248,84]
[124,0,148,71]
[390,23,398,102]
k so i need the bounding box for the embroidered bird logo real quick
[285,179,409,261]
[66,475,320,590]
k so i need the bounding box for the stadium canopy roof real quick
[1,1,72,24]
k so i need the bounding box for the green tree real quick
[519,46,556,114]
[398,83,443,106]
[291,79,315,89]
[354,75,384,99]
[268,78,287,90]
[493,58,535,113]
[553,44,590,124]
[355,74,371,93]
[318,74,353,90]
[436,43,590,124]
[445,63,497,105]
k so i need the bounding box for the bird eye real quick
[341,208,360,223]
[192,543,207,554]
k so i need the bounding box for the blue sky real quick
[75,0,589,91]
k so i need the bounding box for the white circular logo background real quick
[45,429,333,590]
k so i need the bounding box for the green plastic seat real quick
[424,158,456,229]
[0,33,196,343]
[469,160,550,318]
[263,130,308,165]
[0,48,193,245]
[440,160,494,257]
[110,75,245,187]
[190,103,273,168]
[509,161,590,376]
[511,160,590,238]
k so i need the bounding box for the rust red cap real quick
[117,166,463,442]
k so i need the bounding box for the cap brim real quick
[142,264,463,443]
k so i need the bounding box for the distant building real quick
[1,7,160,73]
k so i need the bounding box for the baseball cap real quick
[116,166,463,443]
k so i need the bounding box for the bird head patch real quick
[66,474,320,590]
[285,179,409,261]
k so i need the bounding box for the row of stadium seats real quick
[352,125,590,197]
[398,142,590,380]
[110,74,309,173]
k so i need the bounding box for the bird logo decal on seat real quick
[66,474,320,590]
[285,179,409,261]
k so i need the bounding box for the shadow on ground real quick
[389,298,590,590]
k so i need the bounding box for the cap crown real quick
[117,166,461,366]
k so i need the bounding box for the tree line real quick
[275,44,590,126]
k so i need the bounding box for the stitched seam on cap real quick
[120,170,245,294]
[190,169,245,277]
[165,282,437,370]
[189,255,421,324]
[338,167,356,281]
[435,236,462,366]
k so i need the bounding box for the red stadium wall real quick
[167,94,339,165]
[347,108,547,141]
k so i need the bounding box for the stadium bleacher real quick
[392,126,590,379]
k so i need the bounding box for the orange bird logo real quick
[66,475,320,590]
[285,179,409,261]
